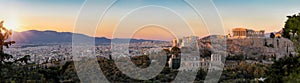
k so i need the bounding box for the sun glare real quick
[3,19,20,31]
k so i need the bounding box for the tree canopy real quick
[283,13,300,39]
[267,13,300,82]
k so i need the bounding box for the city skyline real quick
[1,0,300,40]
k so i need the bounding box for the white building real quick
[172,36,199,48]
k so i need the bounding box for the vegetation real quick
[0,21,79,82]
[226,54,244,60]
[3,13,300,82]
[220,60,267,82]
[0,54,209,83]
[266,13,300,82]
[282,13,300,39]
[265,56,300,82]
[220,13,300,82]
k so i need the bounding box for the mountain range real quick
[8,30,162,44]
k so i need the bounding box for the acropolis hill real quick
[226,38,295,60]
[173,28,295,66]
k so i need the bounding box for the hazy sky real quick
[0,0,300,40]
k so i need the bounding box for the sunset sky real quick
[0,0,300,40]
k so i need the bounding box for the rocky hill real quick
[199,37,295,60]
[227,38,295,59]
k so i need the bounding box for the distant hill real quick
[8,30,161,44]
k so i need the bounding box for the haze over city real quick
[1,0,300,40]
[2,0,300,82]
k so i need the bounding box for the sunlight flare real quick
[4,18,20,31]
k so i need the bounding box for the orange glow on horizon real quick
[131,26,175,41]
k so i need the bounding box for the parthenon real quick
[232,28,265,38]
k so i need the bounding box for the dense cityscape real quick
[0,26,296,82]
[1,0,300,83]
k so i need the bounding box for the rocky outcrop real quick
[199,37,295,60]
